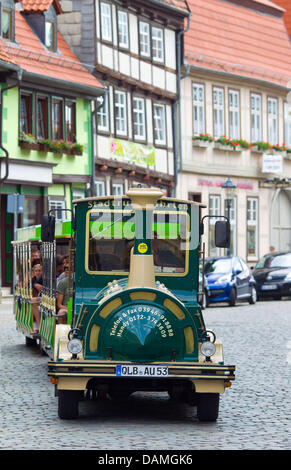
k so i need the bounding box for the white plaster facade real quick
[177,70,291,263]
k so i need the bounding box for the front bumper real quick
[258,281,291,297]
[208,284,231,303]
[48,359,235,390]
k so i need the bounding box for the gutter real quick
[90,89,108,197]
[174,2,191,196]
[0,67,22,295]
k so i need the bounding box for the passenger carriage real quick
[13,188,235,421]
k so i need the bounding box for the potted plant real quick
[19,132,39,150]
[193,133,214,147]
[251,141,272,153]
[70,142,85,155]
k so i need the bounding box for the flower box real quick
[19,141,39,151]
[192,139,211,148]
[38,143,50,152]
[214,142,241,152]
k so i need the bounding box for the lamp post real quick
[222,176,237,256]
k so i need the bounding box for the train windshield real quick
[87,210,188,274]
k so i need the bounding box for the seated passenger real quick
[56,255,65,282]
[31,264,43,333]
[57,264,70,324]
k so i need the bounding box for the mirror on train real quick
[41,214,55,242]
[215,220,230,248]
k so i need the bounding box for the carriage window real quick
[87,210,188,274]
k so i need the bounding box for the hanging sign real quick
[262,154,283,173]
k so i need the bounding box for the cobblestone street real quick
[0,297,290,450]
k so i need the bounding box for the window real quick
[97,94,109,132]
[49,199,66,222]
[139,21,150,57]
[152,26,164,63]
[153,103,166,145]
[251,93,262,142]
[229,90,240,139]
[114,90,127,136]
[209,195,221,256]
[37,95,49,140]
[213,87,224,137]
[65,101,76,142]
[284,103,291,147]
[52,98,63,140]
[100,2,112,42]
[45,20,55,51]
[95,181,106,196]
[268,97,278,145]
[2,8,12,41]
[193,83,205,135]
[117,10,129,48]
[133,97,146,141]
[247,197,258,259]
[112,183,124,196]
[224,197,237,255]
[20,92,33,135]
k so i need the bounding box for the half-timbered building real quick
[58,0,190,196]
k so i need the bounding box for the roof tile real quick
[0,9,103,91]
[184,0,291,87]
[19,0,62,14]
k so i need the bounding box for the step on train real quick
[12,187,235,421]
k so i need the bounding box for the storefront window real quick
[247,197,258,259]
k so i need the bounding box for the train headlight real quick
[67,338,83,355]
[201,341,216,358]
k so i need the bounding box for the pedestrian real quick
[56,263,70,324]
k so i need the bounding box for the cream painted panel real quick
[101,45,114,69]
[155,148,168,174]
[153,65,165,89]
[168,151,174,176]
[97,135,110,160]
[140,61,152,84]
[166,71,177,93]
[129,13,138,54]
[166,104,173,148]
[146,99,153,143]
[119,52,131,76]
[164,29,176,69]
[131,57,139,80]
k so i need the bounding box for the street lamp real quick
[222,176,236,256]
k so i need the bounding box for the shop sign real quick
[262,154,283,173]
[197,178,253,190]
[109,139,155,166]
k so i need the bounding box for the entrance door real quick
[271,189,291,251]
[0,194,13,289]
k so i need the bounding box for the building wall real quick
[177,71,291,263]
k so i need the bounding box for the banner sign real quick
[262,154,283,173]
[109,139,155,166]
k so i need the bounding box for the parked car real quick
[252,251,291,300]
[204,256,257,306]
[198,271,209,309]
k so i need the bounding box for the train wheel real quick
[25,336,37,347]
[58,390,79,419]
[197,393,219,422]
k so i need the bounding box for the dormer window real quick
[45,20,55,51]
[1,7,13,41]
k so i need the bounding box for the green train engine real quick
[48,188,235,421]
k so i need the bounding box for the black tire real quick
[228,288,236,307]
[197,393,219,422]
[249,286,257,304]
[58,390,79,419]
[25,336,37,347]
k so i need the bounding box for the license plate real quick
[116,364,168,377]
[261,284,277,290]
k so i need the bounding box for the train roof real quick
[72,195,206,208]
